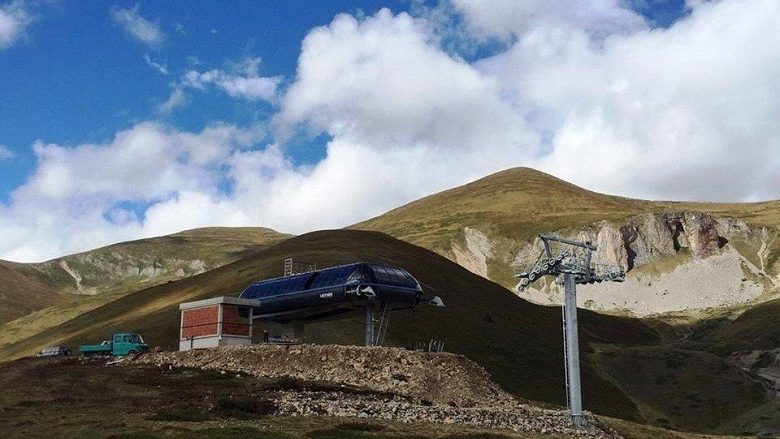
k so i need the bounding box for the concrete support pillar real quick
[365,300,374,347]
[564,273,585,426]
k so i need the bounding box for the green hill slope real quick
[0,227,290,349]
[353,168,780,314]
[355,167,780,247]
[0,230,771,434]
[0,260,66,323]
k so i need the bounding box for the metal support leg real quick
[365,300,374,347]
[564,273,586,426]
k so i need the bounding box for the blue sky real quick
[0,0,690,201]
[0,1,412,199]
[1,0,777,261]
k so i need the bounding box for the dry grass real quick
[352,167,780,293]
[0,227,290,348]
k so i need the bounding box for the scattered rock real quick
[130,344,621,438]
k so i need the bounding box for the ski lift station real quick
[178,261,443,351]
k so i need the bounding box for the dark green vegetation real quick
[0,230,775,435]
[0,357,746,439]
[0,357,561,439]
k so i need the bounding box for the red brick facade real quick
[180,304,251,339]
[181,305,219,339]
[222,305,251,336]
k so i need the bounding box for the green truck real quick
[78,333,148,356]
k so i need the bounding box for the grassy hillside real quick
[0,230,772,434]
[353,168,655,253]
[31,226,293,295]
[0,227,290,348]
[352,167,780,307]
[0,230,658,420]
[696,298,780,354]
[0,260,65,323]
[355,167,780,247]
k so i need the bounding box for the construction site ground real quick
[0,347,753,439]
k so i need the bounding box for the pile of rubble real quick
[273,390,619,438]
[131,345,621,438]
[133,344,514,407]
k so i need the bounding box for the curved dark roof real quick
[238,262,420,300]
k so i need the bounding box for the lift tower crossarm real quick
[538,234,597,252]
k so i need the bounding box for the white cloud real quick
[181,57,280,102]
[0,122,263,261]
[451,0,647,40]
[143,54,168,75]
[111,5,164,47]
[3,1,780,261]
[469,0,780,201]
[279,9,537,153]
[0,144,14,160]
[0,0,32,49]
[157,87,187,114]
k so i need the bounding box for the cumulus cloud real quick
[469,0,780,200]
[181,57,281,102]
[0,0,32,49]
[111,5,164,46]
[0,122,262,261]
[279,9,536,153]
[452,0,647,40]
[3,0,780,261]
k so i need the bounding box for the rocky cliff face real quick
[514,212,739,274]
[34,252,209,295]
[452,212,777,316]
[594,212,721,271]
[451,227,495,278]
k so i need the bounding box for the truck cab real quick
[78,332,148,356]
[110,333,148,355]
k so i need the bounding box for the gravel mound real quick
[134,344,515,407]
[131,344,621,438]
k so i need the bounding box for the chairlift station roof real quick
[237,262,423,321]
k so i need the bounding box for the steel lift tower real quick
[516,234,625,426]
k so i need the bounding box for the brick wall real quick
[222,305,251,336]
[181,304,252,339]
[181,306,219,339]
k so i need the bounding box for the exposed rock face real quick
[511,211,778,316]
[36,254,209,295]
[594,224,628,269]
[679,213,720,258]
[513,211,723,274]
[609,212,720,270]
[451,227,495,278]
